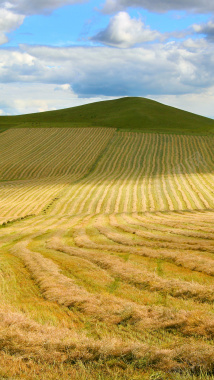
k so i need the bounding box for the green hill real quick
[0,96,214,135]
[1,96,214,379]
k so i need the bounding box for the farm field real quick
[0,98,214,379]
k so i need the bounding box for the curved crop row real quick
[0,127,116,181]
[1,207,214,377]
[0,128,116,220]
[49,132,214,216]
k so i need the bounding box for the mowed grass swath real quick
[0,127,115,223]
[0,97,214,379]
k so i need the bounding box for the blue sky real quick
[0,0,214,117]
[6,4,209,47]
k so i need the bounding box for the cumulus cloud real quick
[91,12,161,47]
[0,0,86,16]
[102,0,214,14]
[150,87,214,118]
[0,82,114,115]
[0,39,213,100]
[0,40,214,116]
[0,33,8,45]
[0,0,85,44]
[193,20,214,41]
[54,83,73,91]
[0,8,24,45]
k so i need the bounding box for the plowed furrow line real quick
[91,133,138,214]
[0,129,66,179]
[19,129,74,179]
[168,135,187,209]
[152,210,214,227]
[131,213,214,239]
[140,134,154,211]
[49,236,214,304]
[52,130,119,216]
[147,135,160,211]
[68,132,131,215]
[170,135,193,209]
[132,133,150,212]
[90,224,214,276]
[11,240,205,331]
[183,136,213,208]
[122,213,214,243]
[160,135,175,210]
[105,215,214,253]
[155,134,170,210]
[191,136,214,192]
[114,134,139,213]
[122,134,148,213]
[4,307,214,374]
[178,136,207,209]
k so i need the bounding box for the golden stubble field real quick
[0,127,214,380]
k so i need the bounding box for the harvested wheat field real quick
[0,98,214,380]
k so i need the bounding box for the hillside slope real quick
[0,127,213,223]
[1,100,214,379]
[1,97,214,134]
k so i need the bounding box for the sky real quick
[0,0,214,117]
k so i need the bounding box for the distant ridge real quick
[0,97,213,135]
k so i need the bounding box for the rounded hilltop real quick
[0,96,214,135]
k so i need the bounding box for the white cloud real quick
[193,20,214,41]
[0,9,24,31]
[55,83,72,91]
[0,0,86,16]
[0,8,24,45]
[21,41,214,94]
[91,12,161,47]
[0,39,214,116]
[102,0,214,14]
[0,0,85,44]
[0,82,114,115]
[150,87,214,119]
[0,33,8,45]
[1,81,213,119]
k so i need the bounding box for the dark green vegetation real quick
[1,97,214,135]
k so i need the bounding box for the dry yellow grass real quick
[0,128,214,379]
[1,211,214,379]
